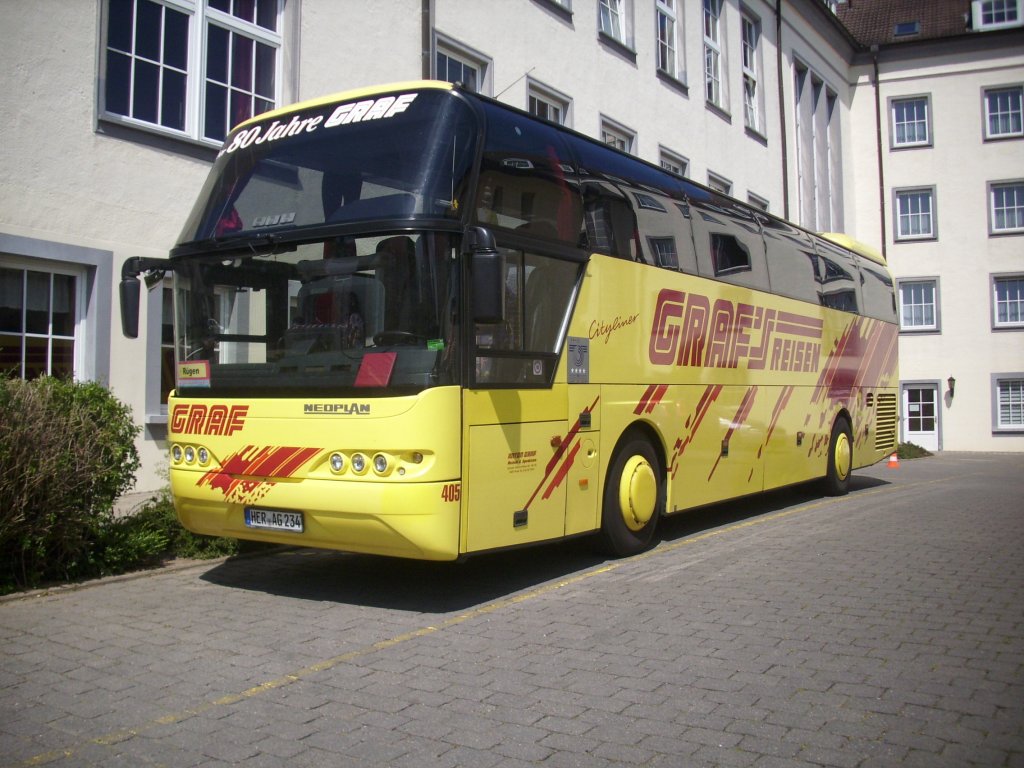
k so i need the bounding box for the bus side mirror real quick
[465,227,504,324]
[119,257,170,338]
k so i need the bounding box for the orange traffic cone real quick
[887,452,899,469]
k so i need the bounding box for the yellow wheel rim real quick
[618,455,657,531]
[834,431,851,482]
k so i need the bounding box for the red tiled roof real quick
[835,0,971,46]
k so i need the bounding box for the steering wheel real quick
[373,330,427,346]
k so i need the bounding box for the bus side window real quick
[582,183,639,261]
[688,194,769,292]
[860,262,898,323]
[814,239,862,314]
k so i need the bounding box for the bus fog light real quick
[373,454,388,474]
[184,446,196,464]
[330,453,345,473]
[171,445,183,463]
[351,453,366,473]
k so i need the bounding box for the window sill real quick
[992,324,1024,331]
[989,228,1024,237]
[598,31,637,63]
[97,114,221,163]
[531,0,573,23]
[744,124,768,145]
[146,413,169,426]
[656,69,689,97]
[890,142,933,151]
[894,236,938,243]
[898,327,941,335]
[983,133,1024,142]
[705,100,732,124]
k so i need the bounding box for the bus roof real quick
[231,80,455,132]
[818,232,887,266]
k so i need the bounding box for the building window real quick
[984,85,1023,139]
[990,181,1024,233]
[891,96,931,147]
[649,237,679,269]
[747,193,769,212]
[708,172,732,195]
[898,279,939,331]
[703,0,724,108]
[972,0,1023,30]
[435,37,490,94]
[992,275,1024,328]
[794,61,842,231]
[601,118,635,153]
[993,375,1024,431]
[659,147,689,177]
[599,0,632,45]
[895,188,936,240]
[528,81,570,126]
[656,0,681,80]
[741,12,763,133]
[102,0,282,144]
[0,262,84,381]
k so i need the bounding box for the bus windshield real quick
[176,88,477,248]
[173,231,460,396]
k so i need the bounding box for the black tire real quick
[823,417,853,496]
[599,434,663,556]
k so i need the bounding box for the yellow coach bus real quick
[121,81,898,559]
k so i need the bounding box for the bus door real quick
[462,247,582,553]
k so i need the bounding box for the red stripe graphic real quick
[708,386,758,481]
[669,384,723,478]
[634,384,669,415]
[199,445,320,503]
[522,395,600,513]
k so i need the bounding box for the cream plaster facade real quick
[0,0,1020,501]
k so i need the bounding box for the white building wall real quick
[846,42,1024,452]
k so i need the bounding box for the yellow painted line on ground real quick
[12,478,942,768]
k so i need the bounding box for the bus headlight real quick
[330,453,345,473]
[184,446,196,464]
[197,447,210,465]
[373,454,389,475]
[171,445,183,463]
[351,453,367,474]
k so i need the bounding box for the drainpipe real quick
[422,0,434,79]
[776,0,790,220]
[872,45,887,259]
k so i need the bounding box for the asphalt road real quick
[1,452,1022,767]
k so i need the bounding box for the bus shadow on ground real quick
[200,474,889,613]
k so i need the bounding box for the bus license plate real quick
[244,507,304,533]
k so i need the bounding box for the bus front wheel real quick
[599,434,662,557]
[823,417,853,496]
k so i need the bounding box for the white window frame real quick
[99,0,283,147]
[703,0,725,109]
[601,116,635,153]
[989,180,1024,234]
[890,95,932,148]
[659,146,689,177]
[894,187,937,241]
[992,374,1024,432]
[991,273,1024,329]
[897,278,940,332]
[972,0,1023,30]
[435,34,492,95]
[983,85,1024,140]
[599,0,632,46]
[527,80,571,127]
[740,10,763,134]
[656,0,682,81]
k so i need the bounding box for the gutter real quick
[871,46,887,259]
[776,0,790,221]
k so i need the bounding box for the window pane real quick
[256,0,278,31]
[135,0,162,61]
[0,334,21,378]
[51,274,75,337]
[231,33,253,89]
[207,24,229,84]
[204,82,228,140]
[161,69,187,129]
[132,59,160,123]
[24,337,48,380]
[164,8,189,70]
[998,380,1024,427]
[25,271,50,335]
[105,50,131,116]
[107,0,134,52]
[255,40,275,99]
[230,87,251,128]
[51,339,75,378]
[0,268,23,333]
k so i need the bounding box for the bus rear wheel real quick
[599,434,662,557]
[823,417,852,496]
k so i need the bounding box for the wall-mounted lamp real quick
[947,376,956,399]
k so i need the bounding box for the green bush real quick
[0,377,141,588]
[129,488,239,561]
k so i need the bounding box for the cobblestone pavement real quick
[1,452,1022,767]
